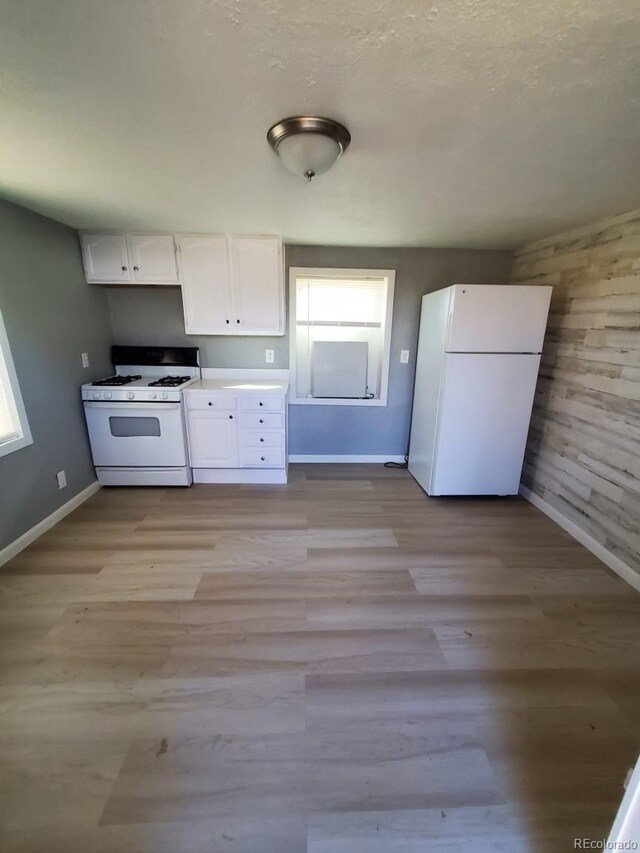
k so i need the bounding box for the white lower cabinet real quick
[187,409,239,468]
[185,387,287,483]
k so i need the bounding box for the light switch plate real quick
[56,470,67,489]
[81,352,90,368]
[265,349,275,364]
[400,350,410,364]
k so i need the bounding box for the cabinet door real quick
[230,237,284,335]
[187,410,238,468]
[127,235,179,284]
[178,236,234,334]
[80,234,130,283]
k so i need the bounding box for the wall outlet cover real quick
[81,352,90,368]
[56,470,67,489]
[265,349,275,364]
[400,350,410,363]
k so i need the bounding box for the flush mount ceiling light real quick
[267,116,351,182]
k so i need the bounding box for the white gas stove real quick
[82,346,200,487]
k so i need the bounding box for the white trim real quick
[95,467,192,487]
[608,755,640,847]
[201,368,290,380]
[519,485,640,593]
[0,308,33,459]
[289,454,406,464]
[288,267,395,407]
[193,468,287,484]
[0,481,101,568]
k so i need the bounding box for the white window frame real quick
[289,267,396,407]
[0,308,32,459]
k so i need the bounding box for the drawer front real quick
[241,429,284,448]
[241,412,283,430]
[239,394,284,413]
[241,448,285,468]
[186,393,237,411]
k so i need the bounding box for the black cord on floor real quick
[384,453,409,469]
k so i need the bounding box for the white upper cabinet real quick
[80,234,131,283]
[179,235,284,336]
[178,236,233,334]
[126,234,179,284]
[230,237,284,335]
[80,233,178,285]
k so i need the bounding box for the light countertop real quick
[186,378,289,394]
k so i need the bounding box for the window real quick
[289,267,395,406]
[0,308,32,459]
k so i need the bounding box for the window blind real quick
[296,278,387,326]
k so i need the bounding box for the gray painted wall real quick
[108,244,513,456]
[0,199,113,551]
[107,286,290,369]
[286,246,513,455]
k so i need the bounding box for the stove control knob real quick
[126,391,135,400]
[104,391,112,400]
[92,390,101,400]
[162,391,169,400]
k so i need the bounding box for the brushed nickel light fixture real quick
[267,116,351,182]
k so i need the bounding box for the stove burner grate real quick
[92,374,142,387]
[148,375,191,387]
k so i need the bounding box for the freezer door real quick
[430,353,541,495]
[446,285,552,353]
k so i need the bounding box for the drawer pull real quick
[208,401,213,406]
[261,456,265,461]
[259,402,263,407]
[259,418,264,423]
[229,414,234,419]
[260,437,264,442]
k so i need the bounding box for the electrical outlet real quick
[265,349,275,364]
[56,470,67,490]
[81,352,90,368]
[400,350,410,364]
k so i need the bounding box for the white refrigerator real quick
[408,284,552,496]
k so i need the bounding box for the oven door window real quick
[109,416,161,438]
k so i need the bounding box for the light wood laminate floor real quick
[1,464,639,852]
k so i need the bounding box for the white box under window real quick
[311,341,368,398]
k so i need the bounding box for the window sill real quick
[0,433,33,459]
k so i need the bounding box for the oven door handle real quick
[84,402,181,411]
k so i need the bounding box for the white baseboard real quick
[0,481,101,568]
[193,468,288,484]
[289,455,406,464]
[519,485,640,593]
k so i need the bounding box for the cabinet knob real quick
[259,418,264,423]
[236,319,240,324]
[133,265,139,271]
[259,402,263,407]
[261,456,265,461]
[260,437,264,442]
[208,402,212,406]
[229,414,234,419]
[226,320,230,324]
[121,265,127,271]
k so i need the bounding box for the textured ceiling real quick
[0,0,639,248]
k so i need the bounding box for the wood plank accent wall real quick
[512,209,640,578]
